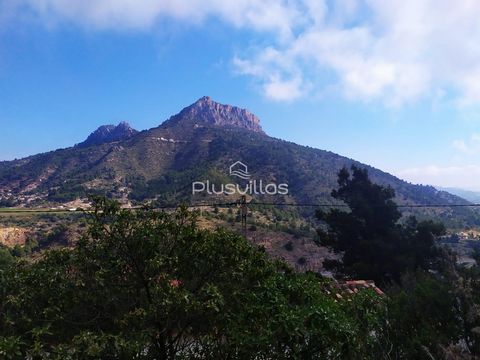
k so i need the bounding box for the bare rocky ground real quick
[0,227,29,247]
[249,228,334,274]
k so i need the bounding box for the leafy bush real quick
[0,197,385,359]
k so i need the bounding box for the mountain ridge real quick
[76,121,138,148]
[437,187,480,203]
[0,97,477,227]
[161,96,264,134]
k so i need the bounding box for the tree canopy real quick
[317,165,446,284]
[0,187,472,359]
[0,197,385,359]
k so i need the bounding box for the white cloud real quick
[9,0,301,36]
[452,140,470,154]
[397,165,480,191]
[233,47,307,101]
[452,134,480,155]
[9,0,480,104]
[233,0,480,104]
[262,76,304,101]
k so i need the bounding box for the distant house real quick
[320,279,385,300]
[339,280,385,296]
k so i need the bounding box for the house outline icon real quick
[229,161,251,180]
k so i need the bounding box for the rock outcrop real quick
[77,121,138,148]
[165,96,264,133]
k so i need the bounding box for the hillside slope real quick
[0,97,477,227]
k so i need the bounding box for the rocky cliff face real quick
[164,96,264,133]
[77,121,138,148]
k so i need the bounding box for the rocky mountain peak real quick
[165,96,264,133]
[77,121,138,148]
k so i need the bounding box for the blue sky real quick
[2,0,480,190]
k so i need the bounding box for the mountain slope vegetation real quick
[0,97,477,227]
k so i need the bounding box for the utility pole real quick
[240,195,247,239]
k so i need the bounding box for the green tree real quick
[0,197,383,359]
[317,166,445,284]
[0,245,13,270]
[383,271,462,359]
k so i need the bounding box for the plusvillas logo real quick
[229,161,251,179]
[192,161,288,195]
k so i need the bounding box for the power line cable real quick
[2,201,480,213]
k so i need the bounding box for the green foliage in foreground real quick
[0,198,379,359]
[0,198,468,359]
